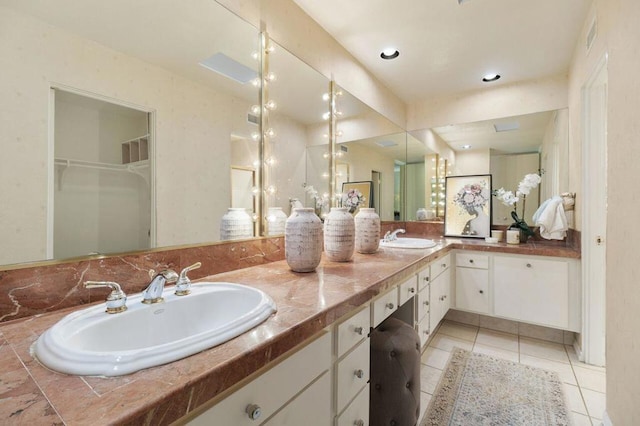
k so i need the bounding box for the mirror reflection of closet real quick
[53,89,153,259]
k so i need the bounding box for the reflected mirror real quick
[331,86,406,221]
[262,38,330,227]
[0,0,260,266]
[422,109,569,225]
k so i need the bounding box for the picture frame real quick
[341,181,373,214]
[444,174,492,238]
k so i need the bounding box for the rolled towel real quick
[533,196,568,240]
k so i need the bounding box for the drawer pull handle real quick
[354,326,364,335]
[386,302,395,310]
[526,263,532,268]
[479,290,484,294]
[469,259,474,263]
[423,276,429,282]
[245,404,262,420]
[409,287,416,294]
[424,329,430,335]
[442,264,447,268]
[424,300,429,306]
[355,420,365,426]
[354,369,365,379]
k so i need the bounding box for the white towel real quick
[533,196,568,240]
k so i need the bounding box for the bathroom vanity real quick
[0,238,579,425]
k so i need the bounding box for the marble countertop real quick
[0,238,579,425]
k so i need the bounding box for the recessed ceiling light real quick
[494,121,520,132]
[380,48,400,60]
[199,52,257,84]
[461,145,472,150]
[375,140,398,148]
[482,73,501,82]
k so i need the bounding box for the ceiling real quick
[293,0,592,103]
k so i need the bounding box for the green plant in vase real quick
[493,173,542,241]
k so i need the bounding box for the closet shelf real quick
[54,158,150,189]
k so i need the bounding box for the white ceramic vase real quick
[220,208,253,241]
[285,208,323,272]
[354,208,380,254]
[266,207,287,236]
[324,207,355,262]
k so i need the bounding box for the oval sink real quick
[380,237,437,249]
[33,282,276,376]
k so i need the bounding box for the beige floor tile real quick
[427,333,474,352]
[419,364,443,394]
[519,336,570,364]
[437,321,478,342]
[562,383,588,415]
[582,388,606,420]
[519,354,577,385]
[420,346,451,370]
[475,328,519,352]
[472,343,519,363]
[573,365,606,393]
[570,411,593,426]
[417,391,432,425]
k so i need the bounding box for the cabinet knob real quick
[469,259,474,263]
[526,263,532,268]
[423,276,430,282]
[424,300,429,306]
[245,404,262,420]
[424,329,430,335]
[442,264,447,268]
[354,420,365,426]
[354,326,364,335]
[479,290,484,294]
[409,287,415,294]
[386,302,395,310]
[354,369,365,379]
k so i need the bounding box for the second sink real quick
[380,237,437,249]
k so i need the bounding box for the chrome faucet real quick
[175,262,202,296]
[141,269,178,304]
[383,228,406,242]
[84,281,127,314]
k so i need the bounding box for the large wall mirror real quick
[0,0,263,267]
[421,108,569,225]
[329,85,406,221]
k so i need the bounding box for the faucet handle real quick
[175,262,202,296]
[84,281,127,314]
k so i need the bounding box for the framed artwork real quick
[444,175,492,238]
[341,181,373,214]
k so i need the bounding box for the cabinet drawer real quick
[336,306,370,359]
[417,314,431,347]
[455,252,489,269]
[431,253,451,279]
[372,287,398,327]
[336,338,370,413]
[188,332,331,425]
[398,276,418,306]
[416,286,430,322]
[336,384,369,426]
[264,371,331,426]
[417,267,431,291]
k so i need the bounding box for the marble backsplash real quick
[0,237,284,323]
[0,221,578,324]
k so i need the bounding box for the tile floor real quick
[416,320,606,426]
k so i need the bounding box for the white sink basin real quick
[380,237,437,249]
[33,282,276,376]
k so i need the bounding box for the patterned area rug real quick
[421,347,569,425]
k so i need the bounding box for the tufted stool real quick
[370,317,421,426]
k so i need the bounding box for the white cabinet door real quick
[455,268,489,314]
[430,269,450,329]
[264,372,331,425]
[494,256,569,329]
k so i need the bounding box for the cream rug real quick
[421,347,569,426]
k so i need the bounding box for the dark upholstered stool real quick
[370,317,421,426]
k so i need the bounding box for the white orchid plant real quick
[303,184,329,217]
[493,173,542,236]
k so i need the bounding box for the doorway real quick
[371,170,382,216]
[50,88,154,259]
